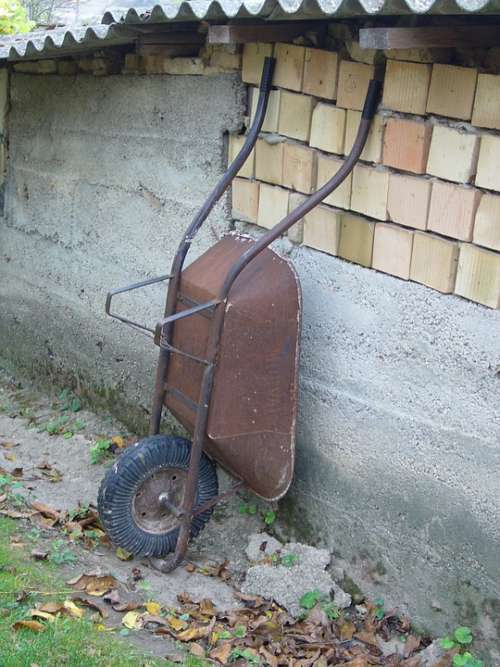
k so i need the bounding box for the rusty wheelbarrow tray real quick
[98,58,381,571]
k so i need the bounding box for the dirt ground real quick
[0,370,469,666]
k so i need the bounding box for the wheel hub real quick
[132,467,187,534]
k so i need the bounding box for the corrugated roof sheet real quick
[2,0,500,62]
[102,0,500,24]
[0,24,135,61]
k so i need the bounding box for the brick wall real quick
[231,42,500,310]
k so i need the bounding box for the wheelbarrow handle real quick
[105,273,172,336]
[219,79,383,298]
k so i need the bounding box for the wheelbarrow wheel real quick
[97,435,218,558]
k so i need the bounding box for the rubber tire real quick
[97,435,218,558]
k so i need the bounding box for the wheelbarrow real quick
[98,57,381,572]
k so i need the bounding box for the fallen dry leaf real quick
[30,610,55,623]
[4,452,16,462]
[12,620,45,632]
[168,616,188,632]
[113,600,142,613]
[31,549,48,560]
[0,509,35,519]
[116,547,132,561]
[31,501,60,520]
[177,622,213,642]
[209,642,233,664]
[145,601,161,615]
[38,602,65,614]
[111,436,125,449]
[189,642,205,657]
[122,611,141,630]
[63,600,84,619]
[68,573,117,597]
[71,596,109,619]
[403,634,422,658]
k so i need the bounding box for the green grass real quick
[0,517,207,667]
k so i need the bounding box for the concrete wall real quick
[0,72,245,426]
[1,70,500,653]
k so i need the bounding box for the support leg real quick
[156,364,215,573]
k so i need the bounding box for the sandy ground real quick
[0,372,265,659]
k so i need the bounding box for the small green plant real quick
[440,627,484,667]
[299,589,339,620]
[39,414,70,435]
[233,625,246,638]
[229,647,260,665]
[49,539,77,565]
[263,509,276,526]
[59,389,82,413]
[281,553,299,568]
[90,438,113,464]
[239,503,257,515]
[374,597,385,620]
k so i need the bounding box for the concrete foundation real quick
[1,72,500,654]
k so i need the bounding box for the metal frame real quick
[105,57,381,571]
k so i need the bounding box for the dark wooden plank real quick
[359,26,500,50]
[208,21,320,44]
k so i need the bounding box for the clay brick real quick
[344,111,384,163]
[303,48,339,100]
[472,74,500,130]
[250,87,281,133]
[282,143,317,194]
[288,192,306,243]
[427,181,481,241]
[303,205,342,256]
[309,103,346,155]
[242,43,273,85]
[382,118,432,174]
[232,178,259,223]
[316,154,352,210]
[255,138,284,185]
[336,61,375,111]
[473,193,500,252]
[228,134,255,179]
[475,134,500,191]
[351,165,389,221]
[257,183,289,230]
[278,91,314,142]
[426,125,479,184]
[338,214,375,267]
[387,173,431,231]
[455,243,500,308]
[426,64,478,121]
[410,231,459,293]
[372,223,414,280]
[273,43,305,91]
[382,59,431,115]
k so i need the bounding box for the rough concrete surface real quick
[243,541,351,617]
[1,69,500,655]
[0,72,245,431]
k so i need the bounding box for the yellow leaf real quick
[63,600,84,619]
[177,625,210,642]
[30,610,55,623]
[4,452,16,462]
[111,436,125,448]
[12,620,45,632]
[122,611,141,630]
[145,601,161,615]
[168,616,188,632]
[115,547,132,561]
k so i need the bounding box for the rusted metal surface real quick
[165,234,301,500]
[132,466,187,533]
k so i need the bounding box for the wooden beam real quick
[208,21,321,44]
[359,26,500,50]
